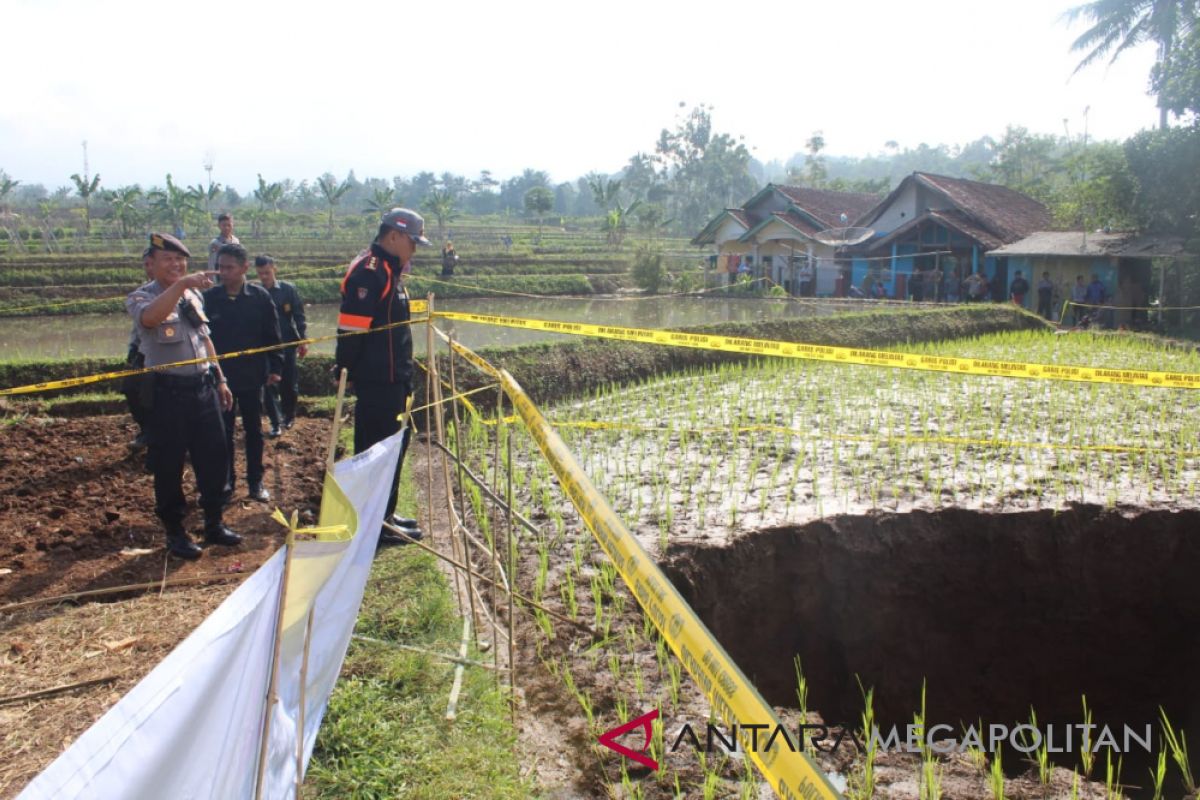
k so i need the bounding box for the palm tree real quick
[420,189,457,242]
[105,185,143,238]
[1066,0,1198,129]
[316,174,352,237]
[0,172,24,253]
[70,171,102,234]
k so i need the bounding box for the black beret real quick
[148,232,191,257]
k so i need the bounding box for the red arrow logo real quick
[597,708,660,771]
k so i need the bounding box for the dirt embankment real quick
[662,506,1200,740]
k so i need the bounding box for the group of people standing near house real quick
[123,209,429,559]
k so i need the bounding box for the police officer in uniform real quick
[126,233,241,560]
[335,208,427,546]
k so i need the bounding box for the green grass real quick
[302,436,533,799]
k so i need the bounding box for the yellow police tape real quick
[443,333,841,800]
[0,315,428,397]
[433,310,1200,389]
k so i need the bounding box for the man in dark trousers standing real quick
[336,208,428,546]
[255,254,307,437]
[125,233,239,560]
[204,243,283,503]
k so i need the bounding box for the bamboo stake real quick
[431,440,539,538]
[505,411,517,721]
[424,294,465,614]
[352,634,503,670]
[444,615,471,721]
[380,521,594,636]
[492,389,503,680]
[0,675,121,706]
[447,333,481,650]
[431,327,479,645]
[325,368,349,472]
[254,527,296,800]
[294,605,316,794]
[0,573,242,614]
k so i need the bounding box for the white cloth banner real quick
[19,430,404,800]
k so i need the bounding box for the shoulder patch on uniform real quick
[364,256,377,271]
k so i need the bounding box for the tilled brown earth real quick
[0,415,329,603]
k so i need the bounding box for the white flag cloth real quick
[19,430,405,800]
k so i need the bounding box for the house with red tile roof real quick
[691,184,879,294]
[849,172,1052,300]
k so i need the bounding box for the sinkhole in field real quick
[662,506,1200,747]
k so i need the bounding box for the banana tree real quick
[316,174,352,237]
[70,171,102,234]
[105,185,143,238]
[148,174,201,236]
[421,189,457,242]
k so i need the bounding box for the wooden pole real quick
[431,440,539,538]
[254,527,296,800]
[432,325,479,644]
[378,520,594,636]
[425,294,465,614]
[294,605,316,794]
[505,413,517,722]
[447,333,482,649]
[325,368,349,473]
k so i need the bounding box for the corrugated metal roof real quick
[988,231,1184,258]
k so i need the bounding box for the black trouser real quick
[354,380,411,519]
[150,374,228,529]
[223,387,266,493]
[1038,292,1053,319]
[122,349,152,431]
[264,346,299,427]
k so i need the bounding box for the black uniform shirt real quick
[261,280,307,343]
[335,243,412,385]
[202,282,284,393]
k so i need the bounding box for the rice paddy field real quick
[544,329,1200,542]
[450,326,1200,799]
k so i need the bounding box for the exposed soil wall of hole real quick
[662,506,1200,736]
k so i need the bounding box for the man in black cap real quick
[204,242,283,503]
[125,233,240,560]
[336,208,428,546]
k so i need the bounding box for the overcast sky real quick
[1,0,1162,192]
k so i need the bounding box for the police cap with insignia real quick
[148,232,192,257]
[380,208,432,246]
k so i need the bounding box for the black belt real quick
[155,372,210,387]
